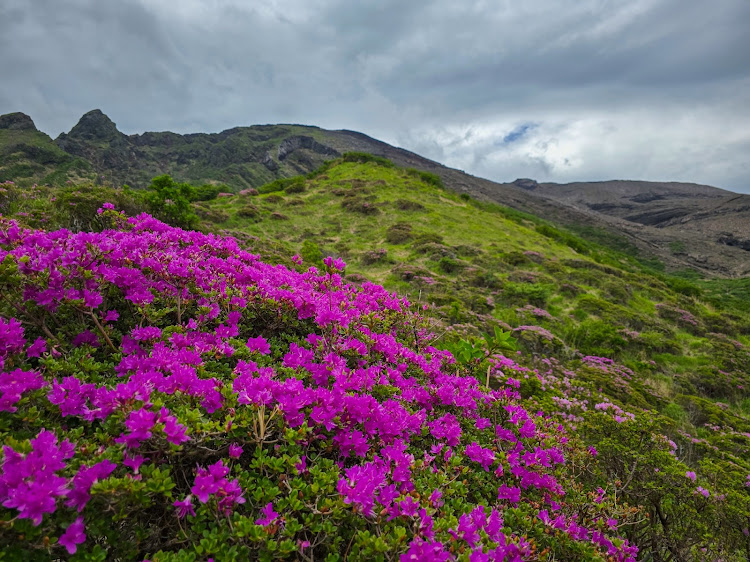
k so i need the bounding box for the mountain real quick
[2,108,750,276]
[0,112,93,185]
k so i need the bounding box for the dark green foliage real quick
[191,183,225,201]
[568,318,627,356]
[193,204,229,223]
[258,176,304,194]
[361,248,388,265]
[468,270,501,289]
[144,175,199,229]
[502,282,553,306]
[341,196,380,215]
[236,204,261,220]
[437,256,462,274]
[498,251,531,266]
[394,198,425,211]
[299,239,323,267]
[284,177,306,194]
[385,222,412,244]
[411,232,444,247]
[341,152,394,167]
[536,224,589,253]
[405,168,444,189]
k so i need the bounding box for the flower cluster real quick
[0,211,640,560]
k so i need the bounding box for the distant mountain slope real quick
[0,112,93,185]
[1,108,749,276]
[53,109,340,189]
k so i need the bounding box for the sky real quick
[1,0,749,192]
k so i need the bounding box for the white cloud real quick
[0,0,748,191]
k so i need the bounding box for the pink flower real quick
[173,496,196,518]
[228,443,243,459]
[497,484,521,504]
[58,517,86,554]
[255,502,278,526]
[246,336,271,354]
[465,442,495,471]
[123,454,146,472]
[26,337,47,358]
[686,471,697,481]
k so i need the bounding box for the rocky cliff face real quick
[0,112,37,131]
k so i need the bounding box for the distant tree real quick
[144,175,198,229]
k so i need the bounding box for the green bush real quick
[144,175,198,229]
[385,222,412,244]
[502,282,553,306]
[191,184,225,201]
[341,152,394,167]
[405,168,444,189]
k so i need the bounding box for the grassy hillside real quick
[0,127,94,187]
[1,155,749,559]
[199,157,750,402]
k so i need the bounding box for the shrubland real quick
[0,154,748,560]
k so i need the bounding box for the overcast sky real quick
[1,0,749,192]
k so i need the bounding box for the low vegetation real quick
[0,153,748,560]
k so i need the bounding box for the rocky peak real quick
[0,112,38,131]
[512,178,539,190]
[65,109,123,141]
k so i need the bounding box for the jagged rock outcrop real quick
[718,233,750,252]
[0,112,37,131]
[62,109,124,142]
[277,136,339,161]
[262,151,279,171]
[512,178,539,190]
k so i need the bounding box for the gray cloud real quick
[1,0,748,191]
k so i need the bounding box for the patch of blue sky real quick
[498,122,537,145]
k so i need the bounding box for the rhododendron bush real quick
[0,209,640,560]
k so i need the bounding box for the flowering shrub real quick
[0,210,638,560]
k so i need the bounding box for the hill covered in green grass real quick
[1,148,750,559]
[4,108,750,276]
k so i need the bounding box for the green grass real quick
[187,157,750,410]
[4,155,750,462]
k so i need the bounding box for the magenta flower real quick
[123,454,146,473]
[26,337,47,358]
[72,330,99,348]
[192,469,221,503]
[0,369,47,413]
[255,502,279,526]
[0,317,26,357]
[66,460,116,512]
[228,443,243,459]
[0,429,74,525]
[131,326,162,341]
[497,484,521,504]
[103,310,119,323]
[173,496,196,518]
[429,489,444,508]
[465,442,495,471]
[400,539,451,561]
[246,336,271,354]
[686,471,696,481]
[58,517,86,554]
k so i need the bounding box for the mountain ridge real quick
[2,108,749,276]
